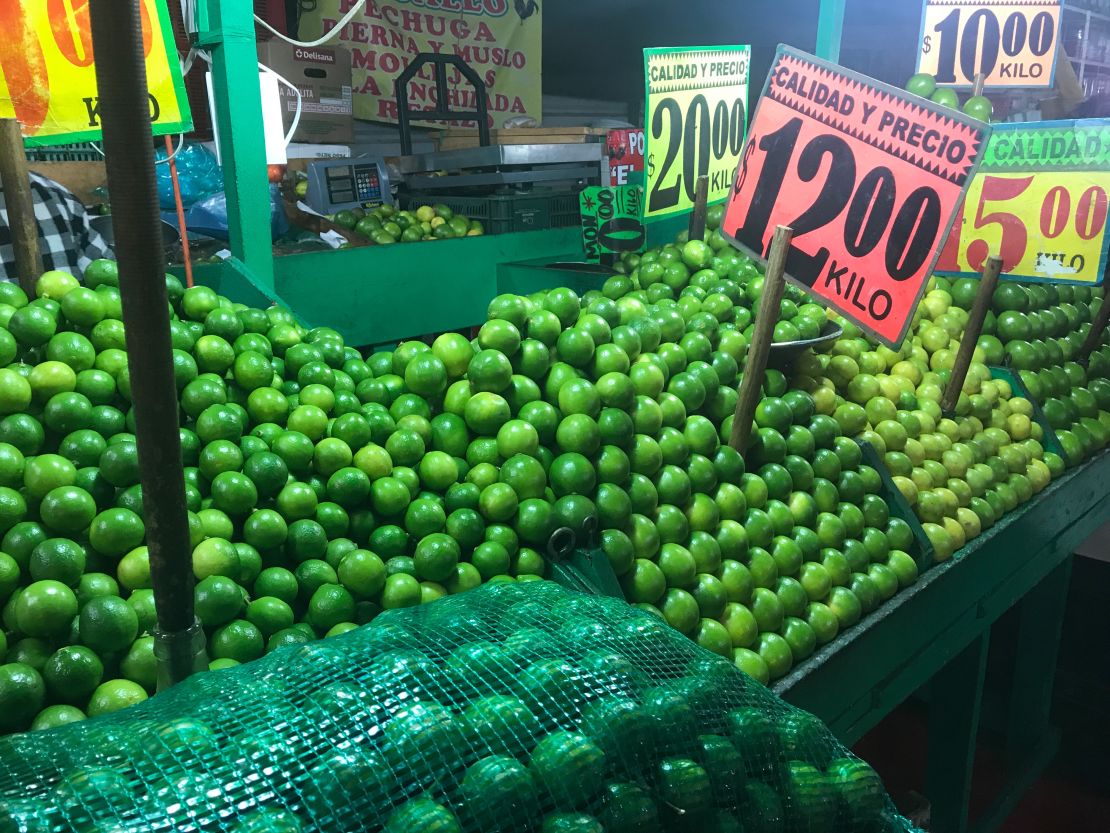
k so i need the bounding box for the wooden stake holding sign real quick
[0,118,41,298]
[1079,281,1110,366]
[729,225,793,451]
[688,175,710,242]
[941,255,1002,412]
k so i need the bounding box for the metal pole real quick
[88,0,205,687]
[0,119,42,298]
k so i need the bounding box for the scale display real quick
[305,159,392,214]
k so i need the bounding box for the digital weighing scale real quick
[304,159,393,214]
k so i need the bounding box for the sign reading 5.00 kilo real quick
[917,1,1061,89]
[580,185,646,262]
[936,119,1110,285]
[643,45,750,219]
[723,46,990,347]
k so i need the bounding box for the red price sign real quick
[723,47,991,347]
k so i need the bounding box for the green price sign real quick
[643,45,751,219]
[580,185,646,262]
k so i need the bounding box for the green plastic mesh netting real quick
[0,581,916,833]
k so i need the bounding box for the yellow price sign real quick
[0,0,191,146]
[916,1,1061,89]
[935,120,1110,285]
[643,46,750,220]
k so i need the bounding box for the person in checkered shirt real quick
[0,172,113,282]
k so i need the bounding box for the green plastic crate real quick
[400,190,580,234]
[25,144,102,162]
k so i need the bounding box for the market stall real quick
[0,1,1106,832]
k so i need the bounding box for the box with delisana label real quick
[257,41,354,144]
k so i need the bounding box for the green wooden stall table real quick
[774,451,1110,833]
[185,227,586,347]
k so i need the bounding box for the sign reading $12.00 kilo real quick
[723,46,991,347]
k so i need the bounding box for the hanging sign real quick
[580,184,646,262]
[298,0,542,127]
[935,119,1110,285]
[916,1,1061,89]
[0,0,192,146]
[722,46,991,348]
[643,45,750,220]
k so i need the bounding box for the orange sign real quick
[723,46,991,347]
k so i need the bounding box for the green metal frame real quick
[188,227,585,346]
[816,0,847,62]
[776,452,1110,833]
[196,0,275,287]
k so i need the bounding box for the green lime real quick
[86,678,147,716]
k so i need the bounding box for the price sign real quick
[580,185,646,262]
[643,45,750,219]
[916,1,1061,89]
[723,46,990,347]
[935,119,1110,285]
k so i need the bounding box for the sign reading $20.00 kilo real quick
[643,46,750,219]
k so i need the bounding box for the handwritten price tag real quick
[935,119,1110,285]
[643,45,750,220]
[580,185,646,262]
[723,46,990,347]
[917,1,1061,89]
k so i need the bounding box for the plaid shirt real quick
[0,173,113,282]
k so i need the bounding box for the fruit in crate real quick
[333,203,484,244]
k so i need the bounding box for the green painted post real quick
[815,0,847,62]
[927,632,990,833]
[1005,557,1072,756]
[198,0,275,289]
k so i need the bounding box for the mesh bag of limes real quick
[0,581,914,833]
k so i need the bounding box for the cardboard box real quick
[257,41,354,144]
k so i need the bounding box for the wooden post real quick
[0,119,41,298]
[1079,285,1110,366]
[688,175,709,242]
[729,225,793,451]
[942,255,1002,412]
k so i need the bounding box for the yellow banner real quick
[0,0,192,147]
[299,0,541,127]
[643,46,750,220]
